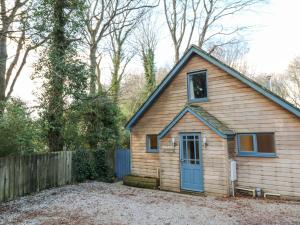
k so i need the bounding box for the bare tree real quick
[286,56,300,107]
[212,41,250,74]
[109,10,138,103]
[254,73,289,100]
[156,66,171,83]
[163,0,263,63]
[108,1,158,103]
[135,13,158,95]
[0,0,45,106]
[119,72,145,117]
[197,0,260,53]
[163,0,200,63]
[83,0,158,95]
[251,57,300,108]
[84,0,123,95]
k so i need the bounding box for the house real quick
[125,45,300,198]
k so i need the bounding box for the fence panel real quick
[115,149,131,180]
[0,151,73,203]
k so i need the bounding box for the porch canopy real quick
[158,105,235,139]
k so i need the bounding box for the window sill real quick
[146,149,159,153]
[237,152,277,158]
[188,97,208,103]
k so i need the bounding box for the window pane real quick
[183,140,187,159]
[257,133,275,153]
[148,135,157,149]
[195,141,199,161]
[189,73,207,99]
[239,135,254,151]
[187,140,195,164]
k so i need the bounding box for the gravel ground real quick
[0,182,300,225]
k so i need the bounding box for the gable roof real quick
[158,105,235,139]
[126,45,300,130]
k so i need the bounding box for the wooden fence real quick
[0,151,73,203]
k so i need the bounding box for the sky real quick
[11,0,300,104]
[245,0,300,74]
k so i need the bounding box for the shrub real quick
[72,149,96,182]
[82,93,120,150]
[67,91,120,183]
[64,108,86,151]
[72,148,115,183]
[0,99,41,157]
[93,148,114,182]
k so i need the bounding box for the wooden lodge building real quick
[125,45,300,199]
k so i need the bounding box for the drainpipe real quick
[230,160,237,197]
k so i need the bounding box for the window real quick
[256,133,275,153]
[239,134,254,152]
[237,133,276,157]
[188,70,208,102]
[146,135,159,152]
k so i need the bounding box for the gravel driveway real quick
[0,181,299,225]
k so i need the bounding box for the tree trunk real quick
[0,34,7,103]
[0,0,8,107]
[89,36,97,95]
[111,51,121,103]
[143,49,156,94]
[47,0,67,152]
[96,62,102,94]
[171,35,180,63]
[111,69,120,103]
[174,45,179,63]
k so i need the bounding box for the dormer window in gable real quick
[188,70,208,103]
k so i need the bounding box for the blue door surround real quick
[180,133,204,192]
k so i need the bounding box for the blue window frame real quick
[237,133,276,157]
[146,134,159,153]
[187,70,208,103]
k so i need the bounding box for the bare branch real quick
[163,0,264,63]
[83,0,158,95]
[6,37,48,99]
[5,29,25,86]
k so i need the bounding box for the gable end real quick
[126,46,300,130]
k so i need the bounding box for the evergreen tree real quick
[137,16,158,96]
[34,0,86,152]
[46,0,68,152]
[143,48,156,94]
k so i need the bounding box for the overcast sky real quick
[12,0,300,105]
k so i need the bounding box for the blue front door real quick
[180,133,203,192]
